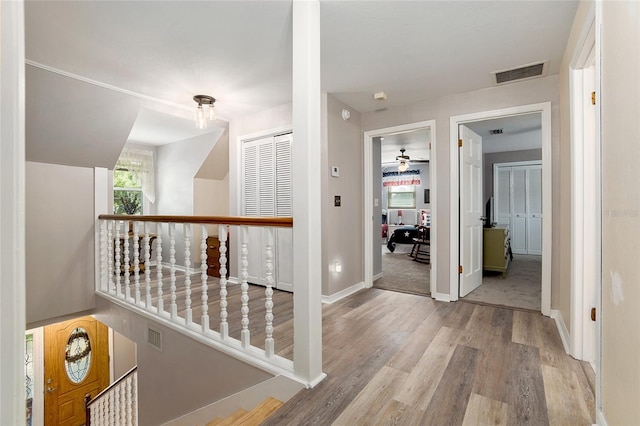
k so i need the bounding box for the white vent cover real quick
[492,61,548,86]
[147,327,162,351]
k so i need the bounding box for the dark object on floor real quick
[387,226,419,252]
[410,226,430,263]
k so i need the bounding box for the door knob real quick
[47,386,57,393]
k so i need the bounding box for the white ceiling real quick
[466,113,542,153]
[379,129,431,164]
[23,1,578,166]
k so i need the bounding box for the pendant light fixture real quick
[193,95,216,129]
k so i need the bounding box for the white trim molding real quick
[550,309,571,354]
[449,103,552,316]
[322,282,365,305]
[363,120,437,299]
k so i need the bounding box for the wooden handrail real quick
[98,215,293,228]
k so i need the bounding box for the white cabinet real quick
[494,162,542,255]
[241,133,293,292]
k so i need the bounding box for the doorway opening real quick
[376,130,431,296]
[461,114,543,311]
[449,103,552,316]
[364,120,436,298]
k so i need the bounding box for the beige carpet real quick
[463,254,542,311]
[374,244,430,296]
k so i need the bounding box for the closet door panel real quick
[496,168,511,228]
[527,166,543,255]
[511,168,527,254]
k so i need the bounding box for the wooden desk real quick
[206,236,230,278]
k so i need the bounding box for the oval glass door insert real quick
[65,327,92,383]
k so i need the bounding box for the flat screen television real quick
[485,196,494,228]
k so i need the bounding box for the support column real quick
[0,0,26,423]
[292,0,325,387]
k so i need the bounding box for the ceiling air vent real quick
[492,61,547,86]
[489,129,503,135]
[147,327,162,351]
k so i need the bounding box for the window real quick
[114,169,143,215]
[388,185,416,209]
[113,147,155,215]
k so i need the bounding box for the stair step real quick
[209,408,248,426]
[235,397,283,426]
[207,397,283,426]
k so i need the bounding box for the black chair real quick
[410,226,430,263]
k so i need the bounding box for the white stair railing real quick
[86,366,138,426]
[97,215,297,380]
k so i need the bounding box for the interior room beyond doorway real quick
[461,113,543,311]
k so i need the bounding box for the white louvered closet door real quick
[494,162,542,255]
[241,133,293,291]
[274,134,293,291]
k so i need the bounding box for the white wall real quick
[600,1,640,423]
[322,94,363,296]
[25,161,96,325]
[93,297,272,426]
[156,130,223,267]
[112,329,137,381]
[362,75,560,298]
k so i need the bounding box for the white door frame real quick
[449,102,552,316]
[364,120,436,295]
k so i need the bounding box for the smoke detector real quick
[374,91,388,101]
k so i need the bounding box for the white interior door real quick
[460,125,483,297]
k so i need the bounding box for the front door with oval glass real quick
[44,316,109,425]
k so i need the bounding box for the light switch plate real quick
[331,165,340,177]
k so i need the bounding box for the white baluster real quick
[169,223,177,320]
[99,396,105,426]
[219,225,229,339]
[144,222,152,309]
[108,389,114,426]
[265,227,275,358]
[156,224,164,314]
[123,223,131,300]
[108,220,114,293]
[120,380,126,425]
[184,223,193,324]
[100,220,107,291]
[115,221,122,297]
[240,225,250,348]
[126,376,132,426]
[200,226,209,332]
[132,371,138,425]
[133,221,141,304]
[115,383,121,426]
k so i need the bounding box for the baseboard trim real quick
[322,282,365,304]
[596,409,608,426]
[433,292,451,302]
[161,375,305,426]
[373,272,383,282]
[550,309,571,354]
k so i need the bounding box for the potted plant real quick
[114,191,142,233]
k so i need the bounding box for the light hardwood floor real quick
[142,271,593,425]
[262,288,595,426]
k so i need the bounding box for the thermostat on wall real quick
[331,165,340,177]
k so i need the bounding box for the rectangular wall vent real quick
[147,327,162,351]
[492,61,547,86]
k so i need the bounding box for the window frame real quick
[387,185,416,209]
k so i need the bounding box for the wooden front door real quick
[44,316,109,426]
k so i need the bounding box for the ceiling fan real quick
[395,148,428,171]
